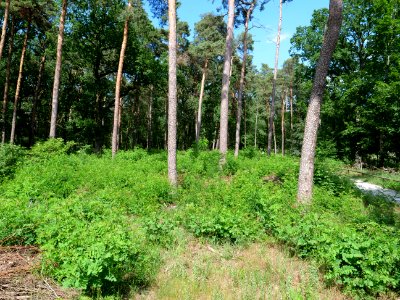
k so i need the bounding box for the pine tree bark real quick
[234,2,255,158]
[168,0,178,186]
[0,0,10,61]
[219,0,235,165]
[112,1,131,158]
[195,59,208,143]
[1,17,13,144]
[49,0,67,138]
[297,0,343,203]
[268,0,283,156]
[10,23,29,144]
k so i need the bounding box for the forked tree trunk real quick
[268,0,283,156]
[297,0,343,203]
[281,89,286,156]
[1,17,13,144]
[10,23,30,144]
[49,0,67,138]
[112,1,131,158]
[219,0,235,165]
[168,0,178,186]
[234,2,255,158]
[195,59,208,143]
[0,0,10,61]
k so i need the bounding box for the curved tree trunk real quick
[0,0,10,61]
[1,17,13,144]
[195,59,208,144]
[10,23,30,144]
[234,2,255,158]
[297,0,343,203]
[112,1,131,158]
[168,0,178,186]
[268,0,283,156]
[219,0,235,165]
[49,0,68,138]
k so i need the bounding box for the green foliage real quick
[0,144,26,182]
[1,149,400,298]
[30,138,77,159]
[37,197,158,293]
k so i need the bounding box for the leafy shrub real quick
[0,144,25,182]
[0,197,37,245]
[37,196,158,293]
[185,204,263,243]
[30,138,76,159]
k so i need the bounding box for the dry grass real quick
[135,235,348,300]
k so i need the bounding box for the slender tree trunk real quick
[112,1,131,158]
[196,59,208,143]
[244,96,247,148]
[273,121,277,154]
[0,0,10,61]
[49,0,67,138]
[10,23,30,144]
[234,2,254,158]
[297,0,343,203]
[1,17,13,144]
[219,0,235,165]
[30,53,46,146]
[168,0,178,186]
[147,85,153,150]
[254,97,259,148]
[118,98,122,150]
[290,85,293,131]
[268,0,283,156]
[281,89,286,156]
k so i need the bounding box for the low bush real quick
[0,144,25,182]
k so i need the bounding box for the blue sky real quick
[146,0,330,70]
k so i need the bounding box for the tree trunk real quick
[254,97,259,148]
[30,53,46,146]
[1,17,13,144]
[219,0,235,165]
[297,0,343,203]
[0,0,10,61]
[234,2,255,158]
[49,0,67,138]
[195,59,208,143]
[112,1,131,158]
[168,0,178,186]
[147,85,153,150]
[281,89,286,156]
[10,23,30,144]
[268,0,283,156]
[273,121,277,154]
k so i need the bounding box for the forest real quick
[0,0,399,299]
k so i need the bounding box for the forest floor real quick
[134,236,348,300]
[0,246,78,300]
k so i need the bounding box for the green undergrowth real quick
[0,140,399,298]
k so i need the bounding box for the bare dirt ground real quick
[0,246,78,300]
